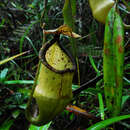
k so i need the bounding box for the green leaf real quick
[0,51,29,66]
[62,0,77,57]
[20,21,39,53]
[3,80,34,84]
[28,122,51,130]
[25,36,38,56]
[89,55,100,76]
[70,113,74,121]
[121,95,130,108]
[0,68,8,81]
[72,84,79,90]
[62,0,75,30]
[0,118,14,130]
[0,19,5,29]
[14,92,22,104]
[12,110,21,119]
[18,88,31,97]
[87,115,130,130]
[98,93,105,120]
[11,2,16,8]
[19,103,27,109]
[123,77,130,85]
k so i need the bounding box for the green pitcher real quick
[89,0,115,24]
[26,35,76,126]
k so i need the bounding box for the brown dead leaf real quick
[43,25,81,38]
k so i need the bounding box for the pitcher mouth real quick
[39,35,76,74]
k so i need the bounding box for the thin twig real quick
[40,0,48,28]
[78,31,96,41]
[73,74,103,96]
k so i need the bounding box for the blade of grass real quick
[20,20,39,53]
[87,115,130,130]
[123,77,130,85]
[121,95,130,109]
[3,80,34,84]
[98,93,105,120]
[25,36,38,56]
[0,51,29,66]
[89,55,100,76]
[96,79,105,120]
[0,68,8,81]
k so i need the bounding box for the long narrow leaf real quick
[98,93,105,120]
[0,68,8,81]
[62,0,75,30]
[0,51,29,65]
[25,36,38,56]
[87,115,130,130]
[20,21,39,53]
[89,55,100,76]
[62,0,80,86]
[103,7,116,116]
[3,80,34,84]
[62,0,77,57]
